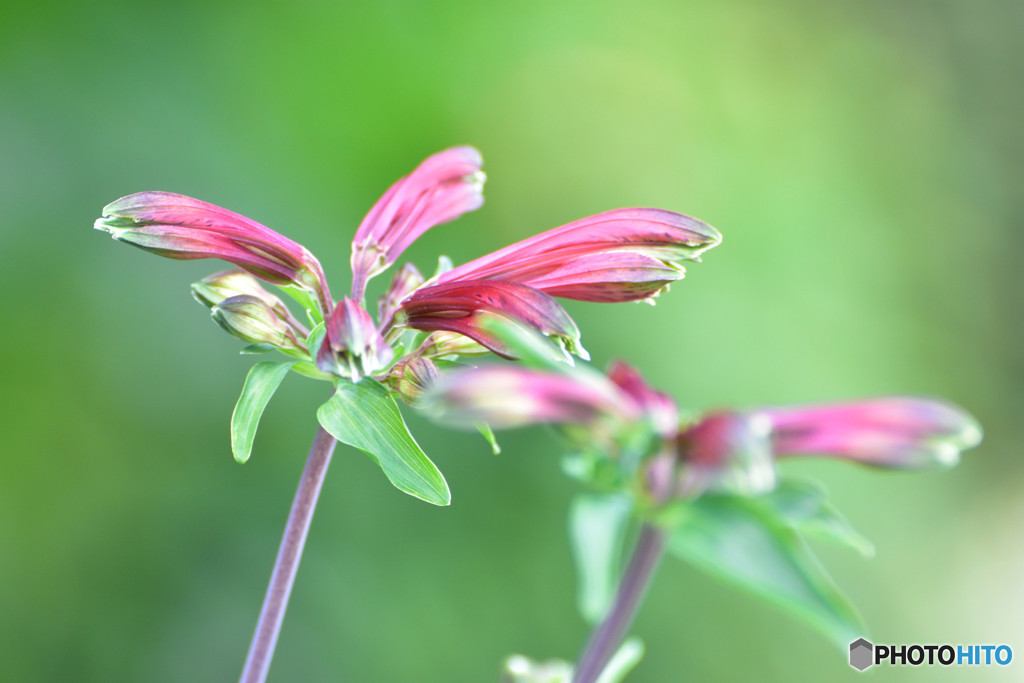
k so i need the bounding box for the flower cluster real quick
[95,147,721,395]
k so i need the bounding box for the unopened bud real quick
[385,356,442,404]
[315,299,394,381]
[211,295,305,353]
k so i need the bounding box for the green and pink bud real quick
[210,295,307,355]
[384,356,443,404]
[350,146,485,299]
[315,298,394,381]
[434,208,721,303]
[191,269,307,333]
[95,192,332,315]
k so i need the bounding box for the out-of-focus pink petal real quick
[350,147,485,294]
[675,411,776,497]
[607,360,679,436]
[95,192,332,314]
[426,366,637,429]
[762,397,982,468]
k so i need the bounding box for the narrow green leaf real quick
[765,479,875,557]
[595,638,644,683]
[306,322,326,358]
[476,422,501,454]
[570,494,633,623]
[317,378,450,505]
[667,494,862,647]
[240,343,275,355]
[231,361,294,463]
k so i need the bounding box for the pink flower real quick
[350,146,485,300]
[95,192,332,315]
[434,208,721,303]
[97,147,722,382]
[760,398,982,468]
[426,357,982,499]
[675,397,982,496]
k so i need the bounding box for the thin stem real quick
[239,425,338,683]
[572,523,668,683]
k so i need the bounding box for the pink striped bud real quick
[95,192,332,315]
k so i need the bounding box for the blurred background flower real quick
[1,1,1020,681]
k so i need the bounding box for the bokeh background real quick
[2,1,1021,681]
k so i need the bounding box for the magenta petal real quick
[607,361,678,436]
[96,192,331,313]
[397,280,584,358]
[435,208,720,302]
[350,147,485,291]
[524,250,685,302]
[762,397,982,468]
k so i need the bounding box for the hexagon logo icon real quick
[849,638,874,671]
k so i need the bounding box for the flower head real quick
[95,192,332,314]
[434,208,721,303]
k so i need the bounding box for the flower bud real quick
[384,356,442,404]
[192,270,294,320]
[95,192,332,314]
[211,295,305,353]
[315,298,394,381]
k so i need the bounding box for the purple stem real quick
[239,425,338,683]
[571,523,667,683]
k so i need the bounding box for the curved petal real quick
[435,208,720,302]
[397,280,585,359]
[350,147,485,293]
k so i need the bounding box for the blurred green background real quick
[2,1,1021,680]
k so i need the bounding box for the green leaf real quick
[570,494,633,623]
[317,378,450,506]
[476,422,501,454]
[231,361,294,463]
[764,479,875,557]
[288,361,333,381]
[240,343,275,355]
[595,638,645,683]
[666,494,862,647]
[306,322,326,358]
